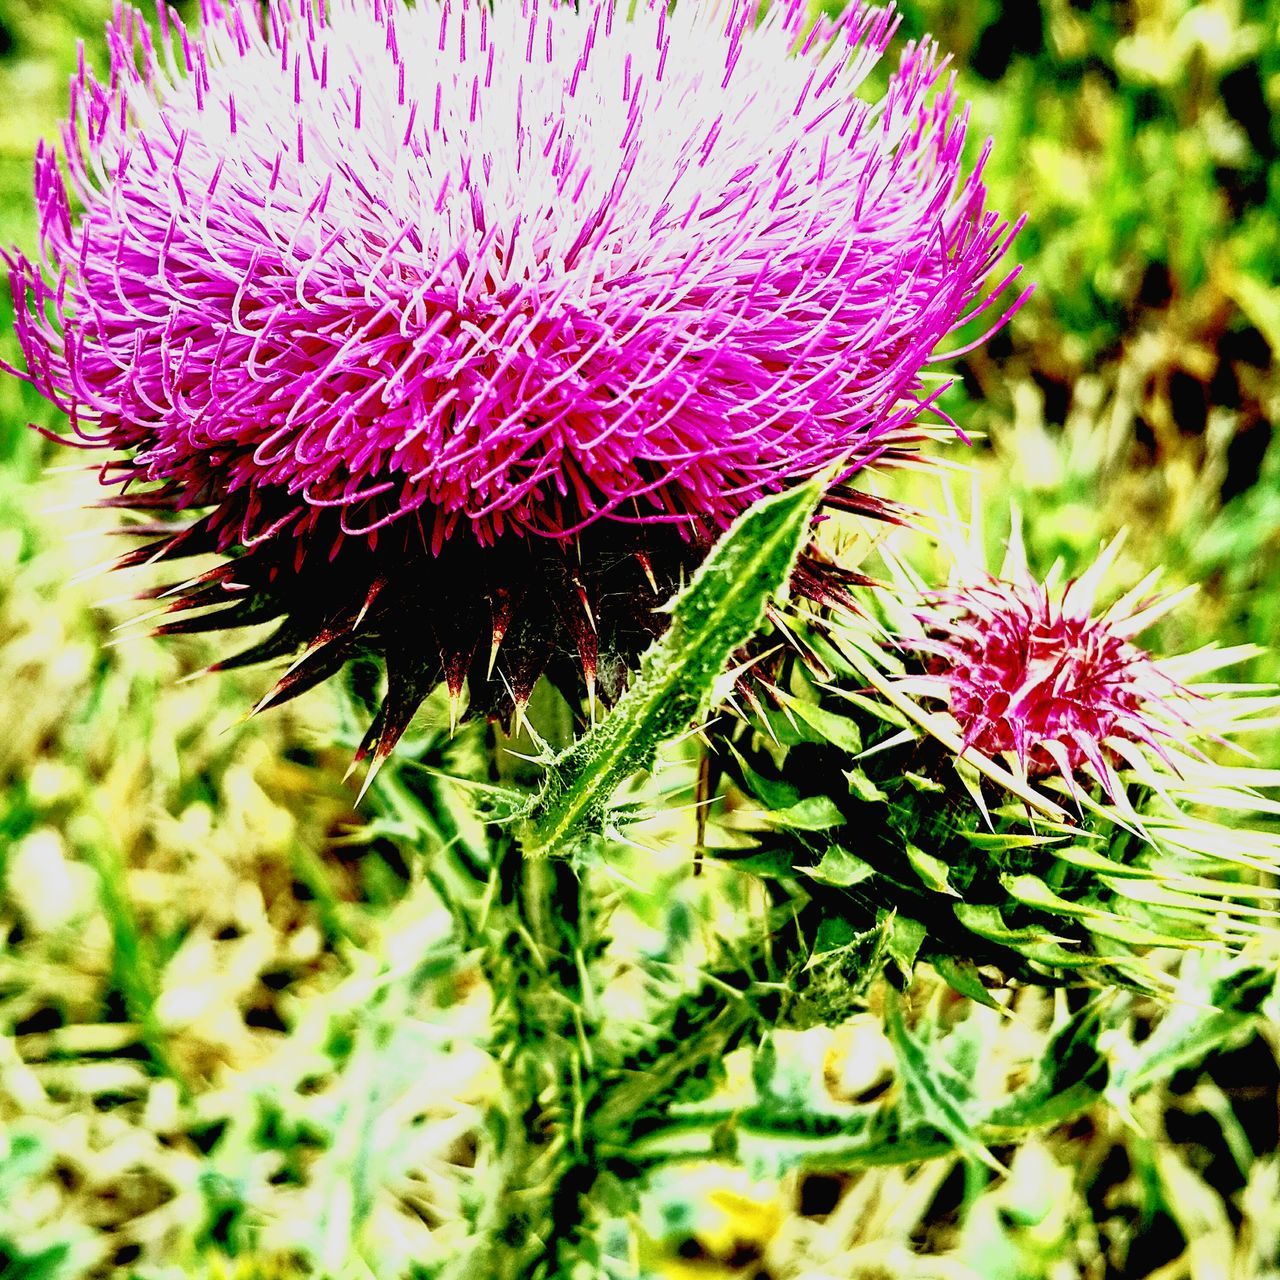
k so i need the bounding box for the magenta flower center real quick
[923,580,1182,790]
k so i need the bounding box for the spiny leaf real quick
[520,479,824,858]
[998,874,1211,948]
[904,841,957,895]
[770,795,845,831]
[1110,954,1276,1100]
[779,693,864,753]
[984,999,1109,1131]
[886,996,1006,1174]
[806,844,876,888]
[952,903,1092,970]
[932,955,1002,1009]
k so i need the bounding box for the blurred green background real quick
[0,1,1278,1276]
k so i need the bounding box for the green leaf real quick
[932,955,1002,1009]
[709,844,797,880]
[905,841,957,895]
[984,1000,1109,1131]
[901,770,946,794]
[886,997,1005,1174]
[884,913,927,984]
[770,795,845,831]
[966,830,1066,852]
[845,767,888,803]
[781,694,864,753]
[786,915,891,1027]
[1111,954,1275,1099]
[952,903,1088,969]
[806,844,876,888]
[999,873,1200,947]
[520,479,824,857]
[404,764,528,821]
[0,1242,74,1280]
[724,742,803,811]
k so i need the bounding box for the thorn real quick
[572,576,596,633]
[43,460,101,475]
[355,755,386,805]
[694,750,711,877]
[65,527,123,549]
[738,681,775,741]
[353,576,384,630]
[725,642,783,685]
[102,632,152,651]
[68,558,119,586]
[110,605,170,633]
[635,550,659,594]
[153,576,202,601]
[41,498,103,517]
[219,709,254,736]
[251,658,311,715]
[486,590,515,681]
[175,664,217,685]
[91,589,149,610]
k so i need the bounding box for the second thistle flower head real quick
[8,0,1023,757]
[902,533,1202,803]
[916,574,1186,798]
[749,518,1280,991]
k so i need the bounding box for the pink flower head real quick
[7,0,1024,754]
[912,570,1192,802]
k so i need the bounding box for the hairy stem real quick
[383,687,788,1276]
[460,685,605,1279]
[465,839,601,1280]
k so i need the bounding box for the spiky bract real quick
[709,520,1280,994]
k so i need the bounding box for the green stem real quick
[465,838,601,1280]
[377,683,790,1277]
[457,685,605,1279]
[615,1080,1109,1174]
[519,478,823,859]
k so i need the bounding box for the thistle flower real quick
[877,521,1249,804]
[714,516,1280,995]
[842,510,1280,954]
[907,547,1194,803]
[8,0,1024,763]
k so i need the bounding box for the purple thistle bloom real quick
[908,568,1194,803]
[8,0,1024,758]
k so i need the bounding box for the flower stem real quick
[388,687,777,1276]
[456,685,604,1278]
[466,837,602,1280]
